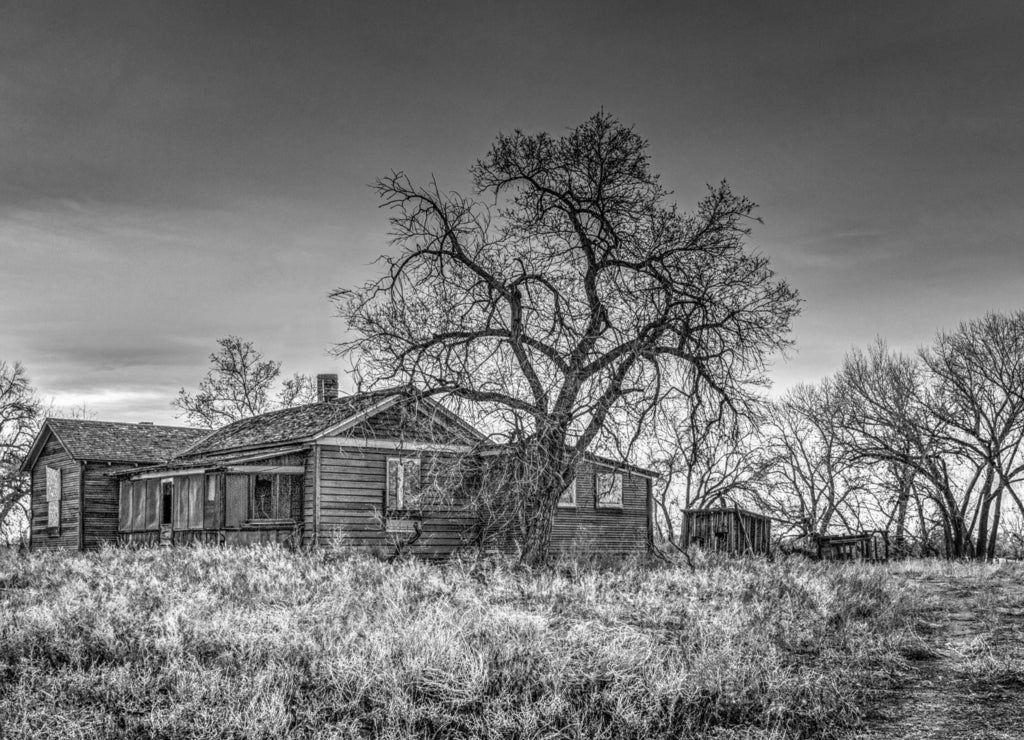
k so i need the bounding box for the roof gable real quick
[176,392,486,458]
[20,419,209,472]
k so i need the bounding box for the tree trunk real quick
[516,431,573,565]
[893,465,913,557]
[974,467,996,560]
[986,487,1003,562]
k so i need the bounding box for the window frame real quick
[386,456,421,510]
[45,465,61,531]
[557,477,577,509]
[247,472,300,523]
[595,472,624,509]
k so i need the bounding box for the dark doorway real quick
[161,480,173,526]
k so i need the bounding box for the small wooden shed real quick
[682,506,771,555]
[816,532,888,561]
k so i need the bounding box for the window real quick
[386,457,421,509]
[118,480,131,531]
[145,479,160,530]
[249,473,300,520]
[558,477,577,508]
[46,466,61,529]
[187,474,204,529]
[595,472,623,508]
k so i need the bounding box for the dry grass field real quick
[1,546,1014,739]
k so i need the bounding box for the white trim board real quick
[130,468,207,480]
[317,437,475,452]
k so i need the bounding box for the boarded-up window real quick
[280,474,302,520]
[118,479,131,531]
[46,466,61,528]
[205,474,221,529]
[595,472,623,508]
[131,480,147,531]
[172,477,189,530]
[558,478,577,508]
[386,457,420,510]
[188,474,204,529]
[225,474,248,528]
[145,479,160,531]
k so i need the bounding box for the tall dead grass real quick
[0,547,921,739]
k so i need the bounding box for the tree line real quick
[647,313,1024,560]
[5,112,1016,561]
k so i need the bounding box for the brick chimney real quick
[316,373,339,402]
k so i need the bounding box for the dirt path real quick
[859,567,1024,739]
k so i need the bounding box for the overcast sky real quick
[2,1,1022,425]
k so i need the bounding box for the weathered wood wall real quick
[315,445,478,559]
[118,527,301,547]
[83,463,137,550]
[817,533,887,561]
[344,402,472,445]
[683,508,771,555]
[117,453,308,548]
[548,461,651,556]
[29,436,80,550]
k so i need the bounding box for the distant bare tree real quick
[753,380,865,539]
[334,112,799,562]
[839,315,1024,560]
[921,312,1024,560]
[0,362,41,546]
[174,336,317,427]
[278,373,319,408]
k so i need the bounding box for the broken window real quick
[249,473,299,520]
[45,466,61,529]
[558,477,577,508]
[595,472,623,508]
[386,457,421,510]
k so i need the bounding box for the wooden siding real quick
[341,402,473,445]
[683,508,771,555]
[83,463,137,550]
[29,436,79,550]
[548,460,650,556]
[118,527,301,547]
[302,448,317,547]
[315,444,478,558]
[817,532,888,561]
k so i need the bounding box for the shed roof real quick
[21,418,209,472]
[683,506,773,521]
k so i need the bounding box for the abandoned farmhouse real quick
[20,376,656,558]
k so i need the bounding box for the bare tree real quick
[334,112,799,562]
[0,362,41,547]
[174,336,317,427]
[646,376,771,545]
[753,380,865,539]
[838,317,1024,560]
[920,312,1024,560]
[278,373,319,408]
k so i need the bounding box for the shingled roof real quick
[175,392,399,458]
[22,419,209,472]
